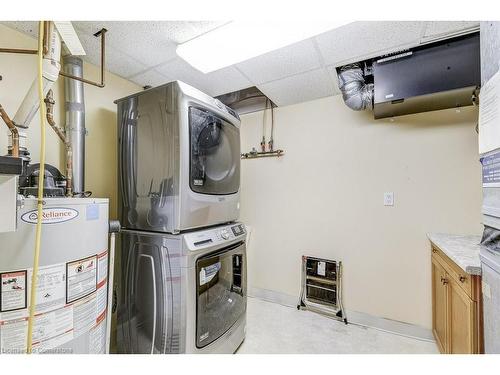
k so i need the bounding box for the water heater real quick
[0,197,109,354]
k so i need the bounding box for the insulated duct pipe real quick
[63,56,86,195]
[12,22,61,129]
[337,63,374,111]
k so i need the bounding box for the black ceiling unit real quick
[372,33,480,119]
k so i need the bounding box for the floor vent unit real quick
[298,256,347,324]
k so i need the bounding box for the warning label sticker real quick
[73,294,97,338]
[34,263,66,314]
[0,318,28,353]
[32,305,73,345]
[88,318,106,354]
[66,256,97,304]
[0,251,107,354]
[97,251,108,285]
[0,306,74,354]
[96,282,107,319]
[0,264,66,321]
[0,271,27,312]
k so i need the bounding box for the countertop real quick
[427,233,483,275]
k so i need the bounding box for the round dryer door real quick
[189,107,240,195]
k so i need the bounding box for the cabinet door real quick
[449,277,476,354]
[432,256,448,353]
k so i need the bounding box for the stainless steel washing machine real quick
[116,81,241,234]
[116,222,247,354]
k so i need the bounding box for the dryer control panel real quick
[184,223,246,252]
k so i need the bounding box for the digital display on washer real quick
[231,224,244,236]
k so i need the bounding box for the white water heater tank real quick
[0,197,109,354]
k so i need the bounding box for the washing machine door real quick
[189,107,240,195]
[195,241,246,348]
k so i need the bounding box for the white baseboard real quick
[248,286,434,342]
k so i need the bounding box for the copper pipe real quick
[59,28,107,88]
[0,104,19,157]
[43,21,50,56]
[44,90,73,196]
[2,21,47,55]
[45,91,65,142]
[0,48,38,55]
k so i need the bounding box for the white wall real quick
[240,95,482,329]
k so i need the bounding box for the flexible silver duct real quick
[63,56,86,195]
[337,64,374,111]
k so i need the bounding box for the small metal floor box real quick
[298,256,347,324]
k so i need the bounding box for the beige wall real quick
[0,24,141,218]
[240,95,482,329]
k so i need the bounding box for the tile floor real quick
[237,297,439,354]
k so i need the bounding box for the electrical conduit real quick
[26,20,47,354]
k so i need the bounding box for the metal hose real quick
[338,64,373,111]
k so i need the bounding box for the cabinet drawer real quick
[431,246,474,300]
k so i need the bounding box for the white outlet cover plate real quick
[384,192,394,206]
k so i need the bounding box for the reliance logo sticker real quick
[21,207,79,225]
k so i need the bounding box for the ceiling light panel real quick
[177,20,350,73]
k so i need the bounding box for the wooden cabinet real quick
[431,245,483,354]
[432,256,448,352]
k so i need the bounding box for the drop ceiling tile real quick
[128,69,172,88]
[1,21,38,37]
[156,57,252,96]
[315,21,425,67]
[1,21,147,78]
[422,21,479,41]
[202,67,253,96]
[72,21,227,66]
[156,21,228,44]
[76,32,147,79]
[326,66,342,95]
[73,21,178,67]
[257,68,336,107]
[235,38,322,85]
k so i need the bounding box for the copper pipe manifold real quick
[44,90,73,196]
[0,104,20,157]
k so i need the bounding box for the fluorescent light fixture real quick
[176,20,350,73]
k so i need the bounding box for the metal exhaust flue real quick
[63,56,86,195]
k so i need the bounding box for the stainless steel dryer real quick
[116,222,247,354]
[116,81,241,234]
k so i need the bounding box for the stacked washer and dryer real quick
[115,81,247,354]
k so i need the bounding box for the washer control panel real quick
[230,223,245,237]
[184,223,246,251]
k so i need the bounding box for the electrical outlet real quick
[384,192,394,206]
